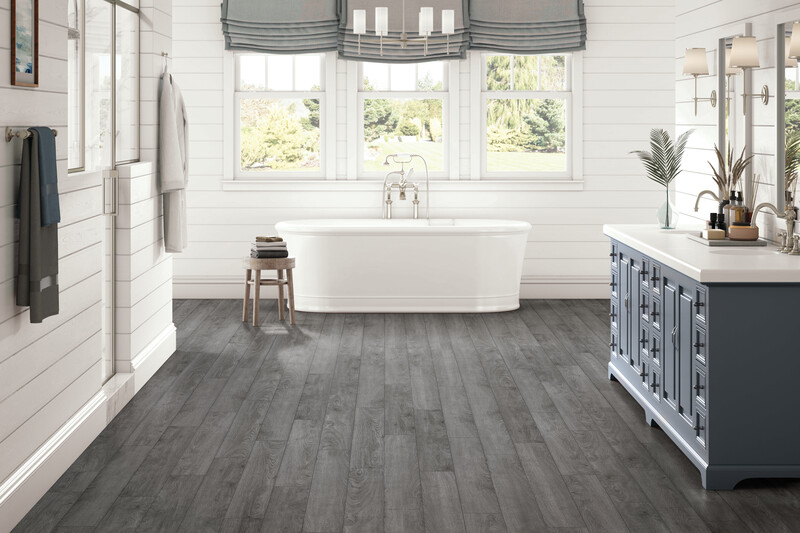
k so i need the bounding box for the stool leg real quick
[253,269,261,326]
[242,269,252,322]
[277,269,285,321]
[287,268,296,325]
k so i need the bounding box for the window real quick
[235,53,325,177]
[68,0,84,171]
[70,0,139,172]
[358,62,448,178]
[481,53,572,178]
[787,62,800,134]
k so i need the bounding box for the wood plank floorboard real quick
[17,299,799,533]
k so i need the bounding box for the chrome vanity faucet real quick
[381,153,430,220]
[750,202,797,252]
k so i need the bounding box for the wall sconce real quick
[683,48,717,116]
[789,22,800,58]
[729,36,769,115]
[787,37,798,67]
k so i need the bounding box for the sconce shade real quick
[790,22,800,59]
[683,48,709,75]
[729,36,760,68]
[353,9,366,35]
[724,48,741,75]
[787,37,798,67]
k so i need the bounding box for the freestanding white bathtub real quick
[275,219,531,312]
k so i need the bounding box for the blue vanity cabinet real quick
[608,237,800,490]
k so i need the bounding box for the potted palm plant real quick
[631,128,693,229]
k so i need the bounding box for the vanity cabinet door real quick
[662,280,678,413]
[630,260,643,369]
[618,252,631,363]
[678,288,696,427]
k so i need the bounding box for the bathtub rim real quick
[275,218,532,237]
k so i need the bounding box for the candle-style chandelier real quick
[350,0,456,57]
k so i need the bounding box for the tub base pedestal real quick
[293,294,521,313]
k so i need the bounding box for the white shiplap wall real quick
[0,1,175,529]
[675,0,800,240]
[172,0,676,299]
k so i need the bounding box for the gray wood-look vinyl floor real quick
[14,299,800,533]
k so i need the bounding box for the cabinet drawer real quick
[650,331,662,368]
[650,263,662,295]
[609,300,619,330]
[695,286,707,323]
[610,270,619,300]
[649,297,662,331]
[693,326,707,367]
[610,328,619,359]
[694,411,707,449]
[649,369,661,402]
[610,242,619,270]
[639,290,650,323]
[640,257,651,289]
[694,367,707,410]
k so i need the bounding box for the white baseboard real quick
[0,324,177,532]
[174,275,611,300]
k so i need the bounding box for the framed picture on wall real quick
[11,0,39,87]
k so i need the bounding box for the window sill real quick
[221,179,584,192]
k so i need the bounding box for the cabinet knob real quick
[693,384,705,391]
[650,310,659,317]
[609,341,616,348]
[641,270,649,277]
[609,312,616,318]
[694,301,705,309]
[640,303,648,310]
[693,342,705,348]
[637,370,645,377]
[610,252,617,258]
[692,424,705,431]
[610,282,617,287]
[650,275,659,282]
[651,379,658,391]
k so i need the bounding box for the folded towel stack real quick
[251,236,289,258]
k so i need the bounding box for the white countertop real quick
[603,224,800,283]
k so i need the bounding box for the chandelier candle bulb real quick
[353,10,366,35]
[442,10,455,35]
[420,7,433,36]
[375,7,388,36]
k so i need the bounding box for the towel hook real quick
[5,127,58,142]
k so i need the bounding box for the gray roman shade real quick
[338,0,469,63]
[469,0,586,54]
[221,0,339,53]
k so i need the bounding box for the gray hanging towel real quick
[31,127,60,226]
[16,130,60,323]
[158,72,189,253]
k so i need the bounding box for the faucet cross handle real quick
[778,231,788,253]
[790,235,800,256]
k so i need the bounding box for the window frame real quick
[476,51,581,181]
[356,61,452,180]
[68,0,140,173]
[68,0,85,172]
[232,52,332,180]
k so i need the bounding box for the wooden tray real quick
[687,233,768,247]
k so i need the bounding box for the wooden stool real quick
[242,257,296,326]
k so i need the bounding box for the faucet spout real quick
[693,190,721,212]
[750,202,784,228]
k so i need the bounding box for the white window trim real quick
[355,62,457,180]
[474,51,583,181]
[225,50,582,188]
[229,51,336,180]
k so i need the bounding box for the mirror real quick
[778,22,800,213]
